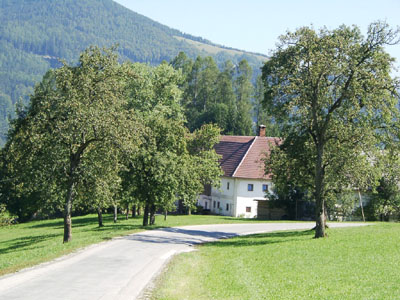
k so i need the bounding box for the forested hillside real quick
[0,0,267,146]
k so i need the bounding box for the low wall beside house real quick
[257,200,287,220]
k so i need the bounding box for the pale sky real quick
[114,0,400,73]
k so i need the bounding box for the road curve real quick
[0,222,367,300]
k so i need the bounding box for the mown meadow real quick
[152,223,400,300]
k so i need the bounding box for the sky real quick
[114,0,400,73]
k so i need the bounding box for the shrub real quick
[0,204,17,226]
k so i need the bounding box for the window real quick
[213,201,216,208]
[246,206,251,213]
[217,201,220,208]
[227,182,230,190]
[205,202,208,209]
[262,184,269,192]
[248,184,254,191]
[226,203,229,211]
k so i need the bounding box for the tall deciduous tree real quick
[262,22,399,238]
[125,62,186,226]
[125,62,222,225]
[3,47,140,242]
[180,124,222,213]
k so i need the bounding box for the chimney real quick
[259,125,266,137]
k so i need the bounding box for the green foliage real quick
[366,178,400,221]
[0,48,223,232]
[234,60,253,135]
[121,62,221,223]
[326,191,359,221]
[263,22,400,237]
[0,204,17,226]
[253,76,280,136]
[179,124,223,211]
[124,62,186,222]
[1,47,140,240]
[172,53,263,135]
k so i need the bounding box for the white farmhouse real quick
[198,126,285,219]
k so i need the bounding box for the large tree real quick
[125,62,221,225]
[124,62,186,226]
[3,47,140,242]
[179,124,223,214]
[262,22,399,237]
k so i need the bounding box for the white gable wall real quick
[201,176,273,218]
[235,178,273,218]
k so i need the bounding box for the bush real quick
[194,204,204,215]
[0,204,17,226]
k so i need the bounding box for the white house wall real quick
[209,177,236,216]
[234,179,273,218]
[205,177,273,218]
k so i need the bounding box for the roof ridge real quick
[232,136,257,177]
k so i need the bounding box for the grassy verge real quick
[151,223,400,300]
[0,213,284,276]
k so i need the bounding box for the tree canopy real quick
[171,52,260,136]
[123,62,221,225]
[2,47,140,242]
[262,22,400,237]
[1,49,224,238]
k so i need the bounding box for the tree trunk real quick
[187,207,191,215]
[125,204,129,220]
[150,204,156,225]
[358,189,365,222]
[314,144,326,238]
[137,207,141,216]
[63,180,76,243]
[164,210,167,221]
[142,204,149,226]
[113,205,118,223]
[132,204,136,218]
[97,207,104,227]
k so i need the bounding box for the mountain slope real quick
[0,0,267,146]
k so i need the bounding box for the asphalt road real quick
[0,222,367,300]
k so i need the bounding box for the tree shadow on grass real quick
[26,215,127,229]
[89,224,145,232]
[27,216,101,229]
[202,230,314,248]
[0,233,60,254]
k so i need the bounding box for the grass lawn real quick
[0,213,283,276]
[151,223,400,300]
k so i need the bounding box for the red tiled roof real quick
[215,136,280,179]
[215,136,254,177]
